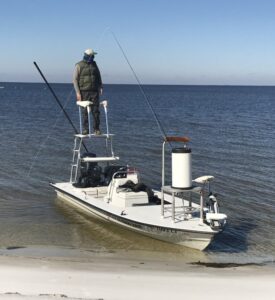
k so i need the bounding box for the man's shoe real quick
[82,129,89,135]
[94,129,101,135]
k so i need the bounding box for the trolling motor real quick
[193,175,227,229]
[207,192,219,214]
[206,192,227,229]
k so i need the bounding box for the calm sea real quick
[0,82,275,265]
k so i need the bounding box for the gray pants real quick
[80,90,100,132]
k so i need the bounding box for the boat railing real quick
[161,185,204,223]
[106,168,139,201]
[77,100,110,137]
[70,100,119,183]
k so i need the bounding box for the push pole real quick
[33,61,88,152]
[33,62,78,134]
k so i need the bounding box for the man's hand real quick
[99,87,103,95]
[76,93,81,101]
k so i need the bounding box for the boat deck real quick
[53,182,214,233]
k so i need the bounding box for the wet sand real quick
[0,246,274,300]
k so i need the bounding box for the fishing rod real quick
[33,61,88,152]
[27,88,74,177]
[110,31,171,147]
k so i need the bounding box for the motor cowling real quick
[76,153,102,188]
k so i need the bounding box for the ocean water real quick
[0,82,275,265]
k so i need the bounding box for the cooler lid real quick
[172,147,191,153]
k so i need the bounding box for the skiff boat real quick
[51,100,227,251]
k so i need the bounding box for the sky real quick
[1,0,275,85]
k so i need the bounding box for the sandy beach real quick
[0,247,274,300]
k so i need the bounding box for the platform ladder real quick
[70,136,83,183]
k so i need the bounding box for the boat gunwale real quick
[51,183,219,236]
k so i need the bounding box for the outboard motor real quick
[76,153,102,188]
[208,192,219,213]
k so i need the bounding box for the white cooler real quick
[171,147,192,189]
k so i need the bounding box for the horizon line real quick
[1,81,275,88]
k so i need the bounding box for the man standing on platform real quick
[73,48,103,135]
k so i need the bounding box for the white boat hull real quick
[53,184,217,251]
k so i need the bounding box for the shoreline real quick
[1,244,274,266]
[0,246,274,299]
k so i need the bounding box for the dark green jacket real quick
[76,60,102,91]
